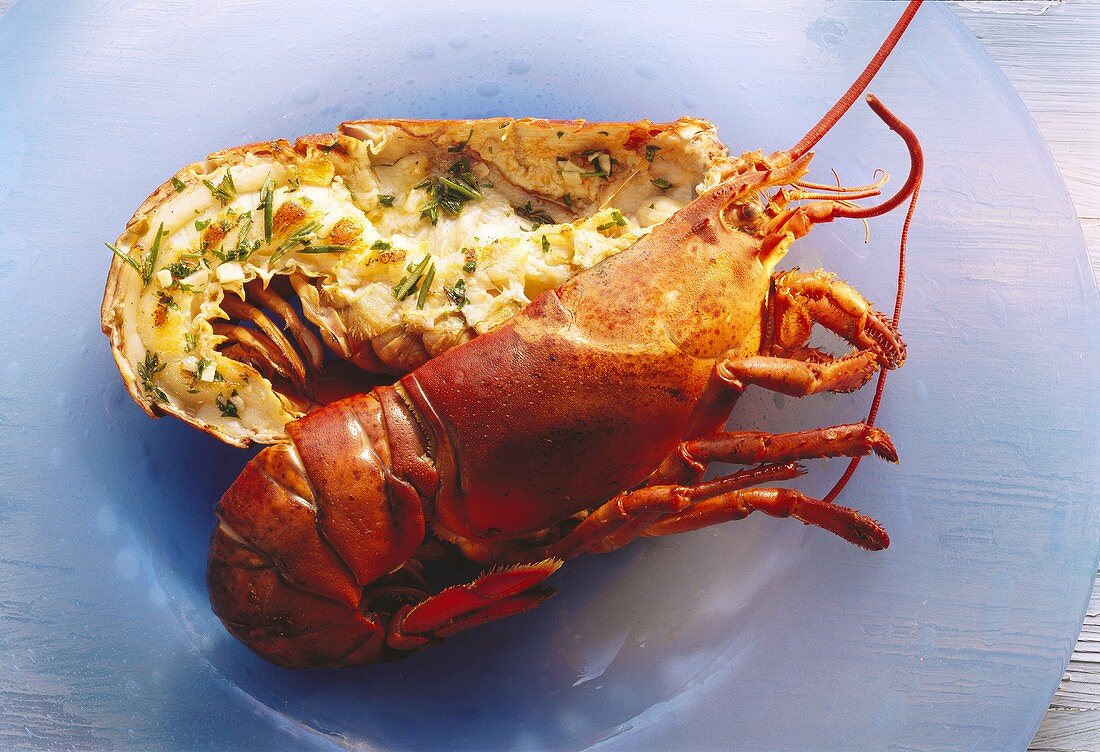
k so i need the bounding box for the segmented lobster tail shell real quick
[207,393,428,669]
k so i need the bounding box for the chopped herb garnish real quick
[437,175,481,200]
[562,193,573,209]
[216,393,239,418]
[167,260,197,279]
[463,259,477,274]
[184,332,198,353]
[541,235,550,253]
[286,176,301,192]
[597,211,627,232]
[645,144,661,163]
[447,129,473,153]
[203,170,237,204]
[192,358,211,387]
[147,223,166,282]
[514,201,554,228]
[296,244,352,254]
[270,219,322,263]
[137,351,168,403]
[416,264,435,310]
[260,177,274,243]
[650,177,672,190]
[371,240,392,250]
[393,255,433,300]
[378,194,395,207]
[443,278,467,308]
[415,159,483,225]
[105,222,166,286]
[105,242,141,278]
[233,213,255,261]
[194,219,211,232]
[171,176,186,192]
[556,131,564,139]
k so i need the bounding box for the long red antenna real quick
[821,99,923,507]
[787,0,923,160]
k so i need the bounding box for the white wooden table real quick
[946,3,1100,750]
[0,1,1094,749]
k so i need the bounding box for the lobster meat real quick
[100,115,737,447]
[208,1,924,668]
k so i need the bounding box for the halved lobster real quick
[208,1,924,668]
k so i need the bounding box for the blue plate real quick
[1,2,1097,749]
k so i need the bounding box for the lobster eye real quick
[740,203,763,221]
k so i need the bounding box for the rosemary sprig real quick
[233,213,255,261]
[393,255,433,301]
[416,264,436,310]
[296,244,352,254]
[270,219,329,263]
[416,159,483,225]
[137,350,168,403]
[443,277,467,308]
[259,177,274,242]
[203,170,237,204]
[105,222,166,286]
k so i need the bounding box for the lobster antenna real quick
[786,0,923,160]
[820,107,923,507]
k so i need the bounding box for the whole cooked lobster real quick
[208,1,924,668]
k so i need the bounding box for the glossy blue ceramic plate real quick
[1,2,1097,749]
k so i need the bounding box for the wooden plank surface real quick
[947,3,1100,750]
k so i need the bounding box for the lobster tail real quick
[208,516,389,669]
[207,393,428,668]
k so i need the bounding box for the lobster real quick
[208,0,924,669]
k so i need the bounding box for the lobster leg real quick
[385,560,562,651]
[766,268,905,369]
[716,350,880,398]
[547,464,808,559]
[681,423,897,470]
[649,271,902,486]
[641,487,889,551]
[714,268,905,397]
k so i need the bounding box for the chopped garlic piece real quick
[200,362,217,382]
[156,268,173,288]
[216,262,245,284]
